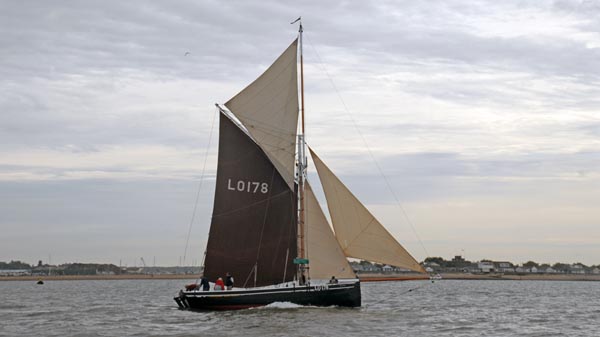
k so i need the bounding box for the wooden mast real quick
[299,20,305,260]
[300,23,305,136]
[295,18,308,283]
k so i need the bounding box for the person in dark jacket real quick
[225,272,234,290]
[200,276,210,291]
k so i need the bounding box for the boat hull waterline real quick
[174,281,361,311]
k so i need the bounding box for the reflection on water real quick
[0,279,598,336]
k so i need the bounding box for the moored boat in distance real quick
[174,20,426,311]
[431,273,443,280]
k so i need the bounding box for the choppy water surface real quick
[1,279,598,336]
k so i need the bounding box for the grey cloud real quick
[372,151,600,179]
[309,150,600,203]
[299,1,600,81]
[578,122,600,137]
[5,0,599,83]
[2,0,599,264]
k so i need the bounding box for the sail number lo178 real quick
[227,179,269,194]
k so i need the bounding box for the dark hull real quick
[174,281,361,311]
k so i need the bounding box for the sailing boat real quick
[174,23,426,311]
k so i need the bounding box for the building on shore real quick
[0,269,31,277]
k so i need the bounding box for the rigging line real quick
[222,112,292,162]
[194,250,208,284]
[302,182,310,280]
[182,107,218,266]
[244,168,277,288]
[192,253,207,285]
[304,33,430,259]
[242,263,257,288]
[364,280,433,310]
[220,108,297,155]
[254,168,277,263]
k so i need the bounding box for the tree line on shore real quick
[0,260,121,275]
[0,260,201,276]
[422,256,599,274]
[3,257,599,275]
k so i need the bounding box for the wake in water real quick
[251,302,322,310]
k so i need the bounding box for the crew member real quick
[200,276,210,291]
[214,277,225,291]
[225,272,234,290]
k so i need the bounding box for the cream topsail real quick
[305,181,356,279]
[225,39,299,189]
[309,148,426,273]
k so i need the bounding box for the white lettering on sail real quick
[227,179,269,194]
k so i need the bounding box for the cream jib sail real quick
[305,181,355,279]
[309,148,426,274]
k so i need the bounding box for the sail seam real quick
[211,189,290,218]
[252,168,277,286]
[342,216,377,253]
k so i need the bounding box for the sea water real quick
[0,279,598,336]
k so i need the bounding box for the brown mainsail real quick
[203,113,297,287]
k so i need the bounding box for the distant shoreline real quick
[2,272,600,282]
[442,272,600,281]
[359,272,600,282]
[0,274,198,282]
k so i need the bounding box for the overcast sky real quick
[1,0,599,267]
